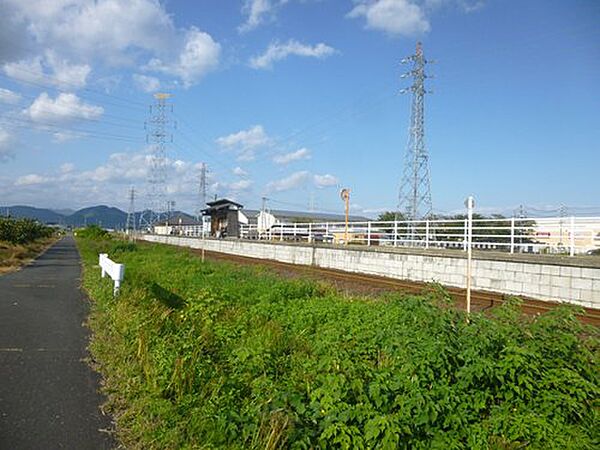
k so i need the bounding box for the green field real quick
[77,233,599,449]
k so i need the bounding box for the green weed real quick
[77,238,600,449]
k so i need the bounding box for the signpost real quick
[464,196,475,318]
[340,188,350,245]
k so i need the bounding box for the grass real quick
[0,236,57,274]
[77,236,599,449]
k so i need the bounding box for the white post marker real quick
[464,196,475,317]
[569,216,575,257]
[99,253,125,296]
[510,217,515,254]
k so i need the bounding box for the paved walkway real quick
[0,236,114,449]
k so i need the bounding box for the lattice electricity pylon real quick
[139,93,173,230]
[397,42,434,221]
[126,186,136,232]
[197,162,208,220]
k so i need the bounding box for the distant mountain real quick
[66,205,127,229]
[2,204,196,230]
[52,208,75,216]
[0,205,65,224]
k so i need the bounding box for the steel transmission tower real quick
[139,93,173,230]
[397,42,433,221]
[198,163,207,219]
[126,186,136,232]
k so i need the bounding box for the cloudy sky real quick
[0,0,598,216]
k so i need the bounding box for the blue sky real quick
[0,0,598,217]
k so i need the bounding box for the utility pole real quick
[516,204,526,250]
[465,196,475,319]
[559,204,568,247]
[139,92,173,231]
[126,186,136,237]
[308,192,316,212]
[397,42,434,226]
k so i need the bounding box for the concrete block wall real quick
[142,235,599,309]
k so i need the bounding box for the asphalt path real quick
[0,236,114,449]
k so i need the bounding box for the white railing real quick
[240,216,600,256]
[99,253,125,295]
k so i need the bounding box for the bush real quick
[110,241,137,255]
[76,224,110,240]
[0,217,53,245]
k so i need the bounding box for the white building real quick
[153,214,209,236]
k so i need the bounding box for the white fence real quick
[99,253,125,295]
[240,216,600,256]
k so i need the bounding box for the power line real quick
[0,117,141,144]
[0,66,147,109]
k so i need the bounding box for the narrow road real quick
[0,236,114,449]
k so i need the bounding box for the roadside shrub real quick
[76,224,110,240]
[0,217,53,244]
[110,241,137,255]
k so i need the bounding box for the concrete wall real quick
[141,235,600,309]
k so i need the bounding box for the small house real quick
[202,199,244,238]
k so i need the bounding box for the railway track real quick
[190,249,600,327]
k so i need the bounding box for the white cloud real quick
[0,88,22,104]
[3,57,46,86]
[313,173,338,188]
[273,147,311,165]
[0,1,30,64]
[132,74,160,93]
[3,147,221,211]
[233,166,248,177]
[52,131,82,143]
[81,152,149,183]
[15,173,49,186]
[3,53,91,90]
[144,27,221,88]
[3,0,220,88]
[348,0,430,36]
[4,0,175,63]
[216,125,273,161]
[24,92,104,124]
[44,51,91,89]
[60,162,75,173]
[239,0,275,32]
[0,128,15,162]
[266,170,340,192]
[229,179,253,192]
[266,170,311,192]
[250,40,337,70]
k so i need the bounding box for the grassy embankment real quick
[0,217,57,274]
[77,232,599,449]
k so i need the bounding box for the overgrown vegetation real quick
[75,224,110,240]
[78,235,599,449]
[0,217,54,245]
[0,217,56,273]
